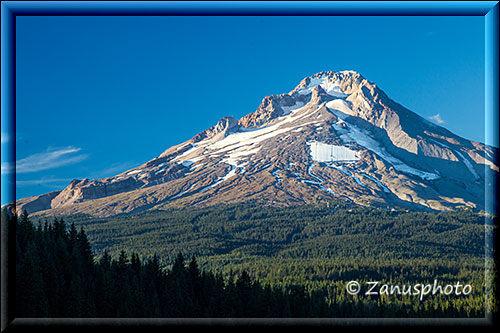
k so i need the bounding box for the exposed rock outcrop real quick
[8,70,497,217]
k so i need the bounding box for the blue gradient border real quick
[1,1,499,329]
[0,1,498,16]
[486,5,499,152]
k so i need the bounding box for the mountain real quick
[10,70,499,217]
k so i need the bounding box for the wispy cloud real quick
[1,146,88,174]
[90,161,137,179]
[428,113,446,125]
[16,178,73,187]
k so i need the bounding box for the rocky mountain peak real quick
[213,116,239,134]
[190,116,240,144]
[8,70,498,217]
[291,70,365,95]
[238,71,361,129]
[238,94,285,128]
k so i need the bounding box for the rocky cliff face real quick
[189,116,240,144]
[10,70,498,217]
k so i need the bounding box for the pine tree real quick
[16,239,49,317]
[236,270,253,316]
[76,227,94,276]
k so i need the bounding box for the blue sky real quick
[2,15,487,203]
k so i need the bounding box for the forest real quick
[57,200,493,264]
[11,210,329,318]
[5,203,497,319]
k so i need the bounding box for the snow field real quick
[326,102,440,181]
[308,141,360,163]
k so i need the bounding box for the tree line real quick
[61,201,489,264]
[7,208,493,318]
[11,210,333,318]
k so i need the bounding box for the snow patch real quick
[174,144,197,160]
[454,150,480,180]
[281,101,305,115]
[326,99,355,116]
[428,138,479,180]
[326,107,440,181]
[298,75,348,98]
[326,162,366,187]
[308,141,360,162]
[271,169,282,183]
[155,168,166,175]
[221,164,238,182]
[304,163,352,201]
[306,164,323,185]
[172,103,322,172]
[169,183,197,200]
[358,172,391,193]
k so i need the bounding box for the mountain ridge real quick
[8,70,498,217]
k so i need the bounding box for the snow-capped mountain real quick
[12,70,498,217]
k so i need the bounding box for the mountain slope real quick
[11,70,498,217]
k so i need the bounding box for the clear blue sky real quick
[2,15,487,203]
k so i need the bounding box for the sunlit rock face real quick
[9,70,498,217]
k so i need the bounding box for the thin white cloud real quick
[428,113,446,125]
[2,146,88,174]
[16,178,73,187]
[89,161,137,179]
